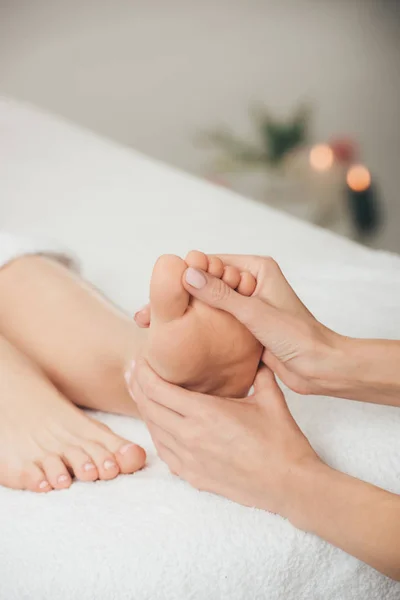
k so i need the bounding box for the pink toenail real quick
[119,443,135,455]
[83,462,96,471]
[104,459,117,470]
[58,474,69,483]
[39,480,49,489]
[185,268,207,289]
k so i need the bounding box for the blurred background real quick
[1,0,399,251]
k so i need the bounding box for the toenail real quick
[104,459,117,470]
[39,480,49,489]
[83,461,96,471]
[119,443,135,455]
[185,267,207,289]
[58,474,69,483]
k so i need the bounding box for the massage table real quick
[0,96,399,599]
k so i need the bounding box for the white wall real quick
[1,0,399,250]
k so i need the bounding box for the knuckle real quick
[261,256,279,274]
[210,278,231,304]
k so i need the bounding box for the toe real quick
[63,446,99,481]
[207,256,224,278]
[222,265,241,289]
[150,254,189,323]
[115,443,146,474]
[134,304,151,328]
[185,250,209,271]
[41,455,72,490]
[104,436,146,474]
[237,272,257,296]
[24,464,52,493]
[89,420,146,474]
[82,442,120,481]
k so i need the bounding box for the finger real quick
[211,255,309,314]
[133,358,204,417]
[146,420,183,456]
[155,441,182,475]
[138,394,184,436]
[182,267,277,345]
[132,374,184,435]
[253,366,289,413]
[134,304,151,328]
[253,365,277,393]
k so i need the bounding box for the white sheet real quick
[0,97,399,599]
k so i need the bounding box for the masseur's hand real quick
[128,358,400,580]
[180,255,341,396]
[130,357,320,515]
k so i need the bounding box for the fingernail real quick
[185,267,207,289]
[83,461,96,471]
[104,459,117,470]
[58,474,69,483]
[119,443,135,455]
[39,480,49,489]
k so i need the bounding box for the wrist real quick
[313,334,400,405]
[284,457,335,532]
[299,325,347,397]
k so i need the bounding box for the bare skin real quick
[130,257,400,581]
[0,251,261,491]
[0,335,145,492]
[144,251,262,397]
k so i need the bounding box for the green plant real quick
[201,104,311,171]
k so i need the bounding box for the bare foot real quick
[0,336,145,492]
[143,251,263,397]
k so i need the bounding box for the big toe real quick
[115,442,146,474]
[90,422,146,475]
[150,254,189,323]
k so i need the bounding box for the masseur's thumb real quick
[182,267,274,342]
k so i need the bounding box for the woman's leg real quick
[0,252,262,415]
[0,256,145,416]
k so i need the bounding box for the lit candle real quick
[346,164,381,237]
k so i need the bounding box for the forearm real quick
[316,334,400,406]
[286,460,400,580]
[0,256,145,416]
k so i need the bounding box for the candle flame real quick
[346,165,371,192]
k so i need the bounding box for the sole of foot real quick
[143,250,262,397]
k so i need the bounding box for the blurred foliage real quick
[200,104,311,171]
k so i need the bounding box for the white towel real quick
[1,265,399,600]
[1,97,399,599]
